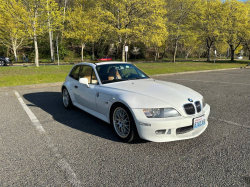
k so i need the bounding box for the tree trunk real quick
[122,45,125,62]
[162,47,167,59]
[185,52,189,60]
[48,24,54,62]
[81,43,85,61]
[6,48,9,58]
[207,47,211,62]
[34,34,39,67]
[13,46,18,62]
[47,0,54,63]
[11,37,18,62]
[245,42,250,60]
[63,0,68,23]
[230,45,234,61]
[173,40,178,63]
[92,42,95,61]
[206,39,214,62]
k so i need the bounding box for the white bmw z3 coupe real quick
[62,62,210,143]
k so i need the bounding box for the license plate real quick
[193,115,206,129]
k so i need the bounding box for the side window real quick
[69,66,81,80]
[79,65,98,85]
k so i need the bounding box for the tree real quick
[0,4,26,62]
[100,0,167,62]
[242,0,250,60]
[4,0,63,66]
[222,0,248,61]
[64,1,106,61]
[166,0,198,63]
[4,0,49,66]
[183,33,199,60]
[194,0,224,62]
[46,0,63,62]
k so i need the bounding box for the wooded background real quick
[0,0,250,66]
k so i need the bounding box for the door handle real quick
[74,85,78,89]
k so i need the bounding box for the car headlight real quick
[202,98,206,108]
[143,108,181,118]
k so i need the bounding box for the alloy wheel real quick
[63,89,70,107]
[113,107,131,138]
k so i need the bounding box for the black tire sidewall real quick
[111,104,139,143]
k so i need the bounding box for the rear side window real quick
[69,66,81,80]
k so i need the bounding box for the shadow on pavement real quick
[23,92,123,142]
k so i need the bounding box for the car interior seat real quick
[82,67,98,84]
[83,68,92,83]
[108,67,121,80]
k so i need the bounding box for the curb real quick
[150,67,241,77]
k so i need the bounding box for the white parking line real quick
[14,90,82,187]
[14,91,46,133]
[210,117,250,129]
[165,78,250,86]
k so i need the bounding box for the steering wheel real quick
[123,73,132,78]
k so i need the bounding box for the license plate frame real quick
[193,115,206,129]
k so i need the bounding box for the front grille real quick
[184,104,195,115]
[195,101,201,113]
[176,125,193,134]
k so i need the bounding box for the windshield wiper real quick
[102,79,127,83]
[127,77,145,80]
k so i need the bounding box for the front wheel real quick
[0,60,4,66]
[111,104,139,143]
[62,88,73,109]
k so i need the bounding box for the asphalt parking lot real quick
[0,68,249,186]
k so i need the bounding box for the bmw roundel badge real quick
[188,98,193,102]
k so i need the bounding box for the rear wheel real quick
[111,104,139,143]
[62,88,73,109]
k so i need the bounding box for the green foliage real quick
[1,0,250,64]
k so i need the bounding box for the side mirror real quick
[79,78,89,87]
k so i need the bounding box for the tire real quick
[111,104,139,143]
[0,60,4,66]
[62,87,73,109]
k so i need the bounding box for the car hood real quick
[103,79,202,109]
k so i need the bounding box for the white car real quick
[62,62,210,143]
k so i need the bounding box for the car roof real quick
[94,61,130,66]
[73,61,130,67]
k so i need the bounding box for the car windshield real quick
[96,63,149,84]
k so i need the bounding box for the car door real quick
[68,65,82,103]
[72,65,99,112]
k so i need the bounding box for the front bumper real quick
[131,104,210,142]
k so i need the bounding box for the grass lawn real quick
[0,61,248,87]
[135,61,248,75]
